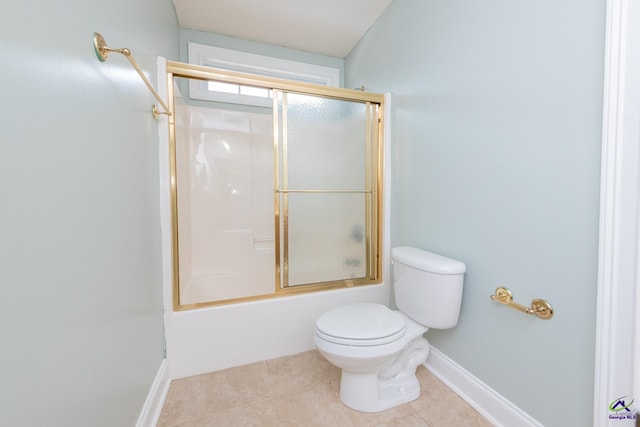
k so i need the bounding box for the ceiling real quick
[172,0,393,58]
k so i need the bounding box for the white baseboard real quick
[424,347,542,427]
[136,359,171,427]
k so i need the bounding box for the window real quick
[188,42,341,107]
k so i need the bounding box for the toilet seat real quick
[315,303,407,346]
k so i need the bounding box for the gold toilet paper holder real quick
[490,286,554,320]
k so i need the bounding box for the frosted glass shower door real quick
[276,91,379,287]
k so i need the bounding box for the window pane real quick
[240,86,270,98]
[207,81,239,94]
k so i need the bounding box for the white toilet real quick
[313,246,466,413]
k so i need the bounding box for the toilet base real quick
[338,337,430,413]
[340,370,421,413]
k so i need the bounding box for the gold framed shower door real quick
[166,61,384,311]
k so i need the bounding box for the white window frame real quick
[187,42,341,107]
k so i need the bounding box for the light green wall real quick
[346,1,604,426]
[0,0,606,424]
[0,1,178,426]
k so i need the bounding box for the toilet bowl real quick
[314,303,430,412]
[313,247,466,413]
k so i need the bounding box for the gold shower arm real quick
[93,32,171,119]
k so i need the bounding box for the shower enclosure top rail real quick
[166,60,385,104]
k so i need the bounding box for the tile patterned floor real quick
[158,350,493,427]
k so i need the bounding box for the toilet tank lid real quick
[391,246,466,274]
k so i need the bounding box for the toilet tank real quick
[391,246,466,329]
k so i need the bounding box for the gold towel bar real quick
[490,287,554,320]
[93,32,171,120]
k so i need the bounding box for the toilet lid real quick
[315,303,407,346]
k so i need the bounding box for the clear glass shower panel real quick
[284,193,368,286]
[175,97,275,305]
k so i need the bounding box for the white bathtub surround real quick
[166,283,388,378]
